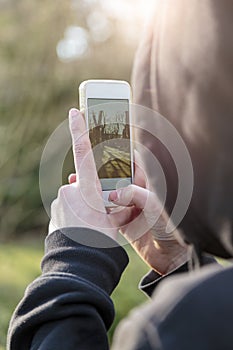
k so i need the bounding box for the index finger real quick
[68,108,98,182]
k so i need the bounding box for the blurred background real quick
[0,0,154,348]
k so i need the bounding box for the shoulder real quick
[152,263,233,322]
[112,264,233,350]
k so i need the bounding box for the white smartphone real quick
[79,79,134,207]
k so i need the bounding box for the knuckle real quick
[126,185,135,201]
[128,184,136,195]
[146,192,162,214]
[119,185,134,204]
[74,137,90,157]
[57,185,70,198]
[51,198,58,214]
[127,184,138,199]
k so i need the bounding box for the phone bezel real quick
[79,80,134,207]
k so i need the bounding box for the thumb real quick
[109,185,155,210]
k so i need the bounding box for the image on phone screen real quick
[87,98,132,191]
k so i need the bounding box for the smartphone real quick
[79,80,134,206]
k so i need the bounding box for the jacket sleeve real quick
[140,255,217,297]
[7,228,128,350]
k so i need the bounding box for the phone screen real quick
[87,98,132,190]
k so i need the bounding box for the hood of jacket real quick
[132,0,233,259]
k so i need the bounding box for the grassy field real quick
[0,237,149,349]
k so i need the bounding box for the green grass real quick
[0,238,149,349]
[0,238,43,349]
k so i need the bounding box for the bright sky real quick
[57,0,156,61]
[100,0,155,21]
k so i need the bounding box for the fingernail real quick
[109,190,118,202]
[69,108,79,118]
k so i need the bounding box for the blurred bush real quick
[0,0,141,240]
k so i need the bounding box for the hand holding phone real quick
[49,108,117,240]
[108,151,188,275]
[79,80,134,207]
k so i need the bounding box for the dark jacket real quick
[112,262,233,350]
[7,229,227,350]
[7,229,128,350]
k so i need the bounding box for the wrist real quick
[49,219,118,242]
[152,240,189,275]
[165,246,189,274]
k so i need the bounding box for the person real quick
[7,0,233,349]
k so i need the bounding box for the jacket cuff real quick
[42,228,129,295]
[140,255,217,298]
[139,262,189,298]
